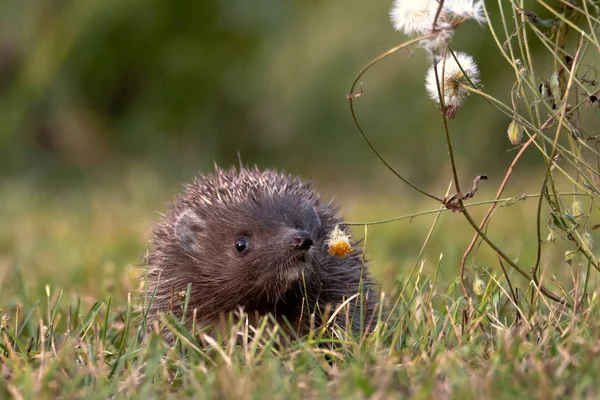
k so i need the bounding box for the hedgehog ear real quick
[303,202,321,228]
[174,210,205,254]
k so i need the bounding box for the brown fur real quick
[144,166,378,338]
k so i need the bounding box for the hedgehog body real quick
[146,166,378,336]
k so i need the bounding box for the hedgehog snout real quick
[292,230,313,251]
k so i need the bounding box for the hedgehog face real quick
[173,192,328,304]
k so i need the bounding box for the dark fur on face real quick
[145,166,378,337]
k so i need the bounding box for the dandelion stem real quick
[348,34,443,203]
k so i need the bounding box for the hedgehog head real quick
[148,166,341,315]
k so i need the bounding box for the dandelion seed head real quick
[390,0,441,34]
[444,0,487,24]
[425,52,480,108]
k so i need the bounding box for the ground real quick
[0,168,598,399]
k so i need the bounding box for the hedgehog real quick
[144,166,379,338]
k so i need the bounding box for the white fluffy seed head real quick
[425,52,480,107]
[443,0,487,25]
[389,0,487,40]
[389,0,441,35]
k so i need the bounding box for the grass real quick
[1,169,600,399]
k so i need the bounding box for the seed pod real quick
[473,277,486,296]
[507,120,524,145]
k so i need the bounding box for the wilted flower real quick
[425,52,480,111]
[507,120,524,145]
[327,225,353,258]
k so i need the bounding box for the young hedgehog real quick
[145,166,379,337]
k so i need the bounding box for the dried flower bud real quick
[582,232,594,251]
[177,291,187,303]
[507,120,524,145]
[549,72,561,105]
[327,225,353,258]
[571,201,585,219]
[473,277,486,296]
[1,314,9,329]
[515,59,525,76]
[518,67,527,76]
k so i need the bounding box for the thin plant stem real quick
[433,57,567,306]
[348,34,443,203]
[433,49,462,194]
[461,204,567,306]
[459,134,538,306]
[341,191,585,227]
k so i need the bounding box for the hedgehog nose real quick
[293,230,313,250]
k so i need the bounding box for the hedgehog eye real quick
[235,238,249,253]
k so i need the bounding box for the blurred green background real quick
[1,0,596,306]
[0,0,527,177]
